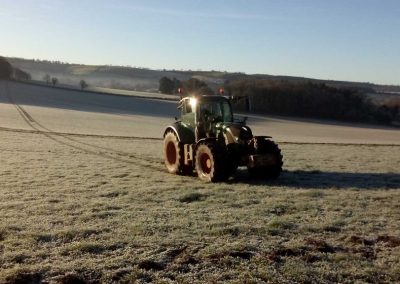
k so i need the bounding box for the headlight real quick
[189,97,197,109]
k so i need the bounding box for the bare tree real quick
[80,79,88,90]
[159,77,174,94]
[43,74,51,84]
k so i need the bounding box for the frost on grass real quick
[0,131,399,283]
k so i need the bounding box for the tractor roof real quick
[180,95,231,103]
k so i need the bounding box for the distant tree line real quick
[159,77,181,94]
[0,57,31,81]
[159,77,213,96]
[0,57,13,79]
[14,68,31,80]
[226,79,398,124]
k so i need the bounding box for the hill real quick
[6,57,400,94]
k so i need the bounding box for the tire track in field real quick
[0,126,162,141]
[3,82,165,173]
[1,125,399,148]
[26,116,162,165]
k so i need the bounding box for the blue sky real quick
[1,0,399,85]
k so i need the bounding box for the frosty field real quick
[0,81,399,283]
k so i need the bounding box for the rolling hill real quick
[6,57,400,94]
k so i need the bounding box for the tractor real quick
[163,92,283,182]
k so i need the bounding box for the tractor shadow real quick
[231,169,400,190]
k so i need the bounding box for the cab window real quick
[181,99,195,126]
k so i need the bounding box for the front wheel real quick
[163,131,192,175]
[195,142,227,182]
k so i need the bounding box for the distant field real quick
[0,81,399,283]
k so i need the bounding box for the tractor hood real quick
[217,122,253,143]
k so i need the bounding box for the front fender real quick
[164,122,195,144]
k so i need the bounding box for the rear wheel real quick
[163,131,192,175]
[248,138,283,179]
[195,142,227,182]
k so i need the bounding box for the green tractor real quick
[163,93,283,182]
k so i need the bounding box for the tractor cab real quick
[179,96,234,139]
[180,96,233,122]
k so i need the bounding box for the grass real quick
[0,130,399,283]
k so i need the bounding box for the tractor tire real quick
[248,138,283,179]
[163,131,192,175]
[195,141,228,182]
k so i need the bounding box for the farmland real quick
[0,81,399,283]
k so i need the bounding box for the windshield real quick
[221,101,233,122]
[200,100,233,123]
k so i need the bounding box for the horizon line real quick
[3,54,399,87]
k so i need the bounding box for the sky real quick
[1,0,400,85]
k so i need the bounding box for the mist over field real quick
[6,57,193,92]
